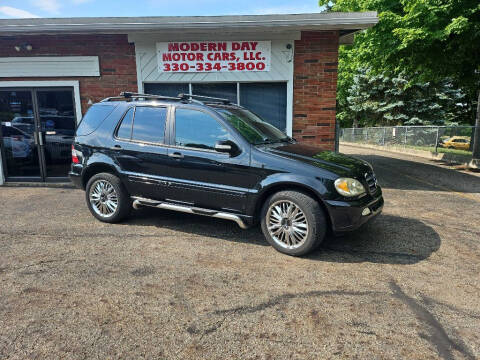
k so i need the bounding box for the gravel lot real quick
[1,145,479,359]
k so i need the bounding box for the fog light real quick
[362,208,371,216]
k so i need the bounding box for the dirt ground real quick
[0,145,479,359]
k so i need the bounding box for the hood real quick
[262,143,372,177]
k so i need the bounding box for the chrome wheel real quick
[266,200,309,249]
[89,180,118,218]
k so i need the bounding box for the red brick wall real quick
[293,31,339,150]
[0,34,138,114]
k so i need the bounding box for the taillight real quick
[72,145,80,164]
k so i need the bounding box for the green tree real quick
[320,0,479,97]
[320,0,480,159]
[344,69,469,127]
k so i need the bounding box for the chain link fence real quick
[340,126,477,155]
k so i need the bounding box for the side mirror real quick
[215,140,239,155]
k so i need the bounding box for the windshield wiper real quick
[257,137,293,145]
[257,138,281,144]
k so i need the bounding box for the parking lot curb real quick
[340,142,473,166]
[1,182,74,189]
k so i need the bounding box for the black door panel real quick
[111,105,171,200]
[166,106,255,213]
[166,147,251,212]
[113,142,170,200]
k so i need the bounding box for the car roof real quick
[98,92,239,109]
[99,99,243,111]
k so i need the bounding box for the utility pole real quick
[471,90,480,169]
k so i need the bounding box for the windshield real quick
[215,107,289,145]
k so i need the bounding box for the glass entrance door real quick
[36,90,76,178]
[0,90,41,180]
[0,88,76,182]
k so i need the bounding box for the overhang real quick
[0,12,378,35]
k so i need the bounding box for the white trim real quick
[0,81,82,184]
[0,12,379,34]
[130,31,302,43]
[0,56,99,78]
[135,52,144,93]
[286,80,293,137]
[236,83,241,106]
[0,80,82,124]
[286,42,294,137]
[0,151,4,185]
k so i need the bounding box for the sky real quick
[0,0,323,18]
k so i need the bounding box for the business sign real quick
[157,41,271,73]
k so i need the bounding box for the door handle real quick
[210,160,222,166]
[168,152,184,159]
[37,131,43,146]
[110,145,122,150]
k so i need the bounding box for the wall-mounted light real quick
[283,43,294,63]
[14,43,33,52]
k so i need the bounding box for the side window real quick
[116,108,134,139]
[131,107,167,144]
[174,108,229,150]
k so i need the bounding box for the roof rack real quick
[100,91,234,105]
[101,92,182,102]
[178,93,232,104]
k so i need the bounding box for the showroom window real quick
[144,82,287,131]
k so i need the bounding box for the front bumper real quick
[325,189,384,234]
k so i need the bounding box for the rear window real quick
[76,104,115,136]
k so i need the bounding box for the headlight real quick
[334,178,366,197]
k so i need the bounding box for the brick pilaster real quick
[293,31,339,150]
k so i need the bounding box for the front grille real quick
[365,171,378,194]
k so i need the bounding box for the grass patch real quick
[340,141,473,157]
[405,145,472,156]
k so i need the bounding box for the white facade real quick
[130,32,299,136]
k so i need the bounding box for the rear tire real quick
[85,172,131,223]
[260,190,326,256]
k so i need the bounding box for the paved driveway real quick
[0,146,479,359]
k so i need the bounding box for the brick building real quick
[0,12,377,184]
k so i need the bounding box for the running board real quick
[131,197,248,229]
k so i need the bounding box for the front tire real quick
[85,172,131,223]
[261,191,326,256]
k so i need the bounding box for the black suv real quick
[70,92,383,256]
